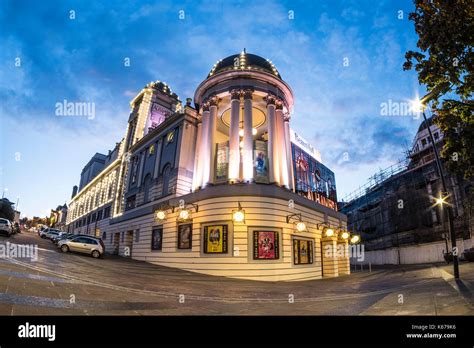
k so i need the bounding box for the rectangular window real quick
[97,210,103,221]
[293,238,314,265]
[177,223,192,249]
[151,227,163,250]
[253,230,279,260]
[91,213,96,222]
[103,207,111,219]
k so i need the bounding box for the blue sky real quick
[0,0,425,218]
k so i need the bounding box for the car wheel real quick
[91,250,100,258]
[61,245,69,253]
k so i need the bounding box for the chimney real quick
[71,185,78,199]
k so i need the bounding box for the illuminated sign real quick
[290,129,322,162]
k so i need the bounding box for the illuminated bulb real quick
[239,141,244,148]
[233,210,245,223]
[252,128,257,136]
[155,211,166,220]
[239,129,244,137]
[296,222,306,232]
[324,228,334,237]
[341,231,349,239]
[179,209,189,220]
[435,195,446,206]
[350,235,360,244]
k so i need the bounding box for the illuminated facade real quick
[66,51,351,281]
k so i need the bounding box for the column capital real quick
[208,95,220,106]
[283,112,291,122]
[230,89,242,100]
[265,94,277,106]
[202,101,210,112]
[275,99,284,110]
[243,89,254,100]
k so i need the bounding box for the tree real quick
[0,198,15,221]
[404,0,473,179]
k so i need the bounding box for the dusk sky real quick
[1,0,427,218]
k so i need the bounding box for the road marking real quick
[6,257,439,304]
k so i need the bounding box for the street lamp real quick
[411,82,459,279]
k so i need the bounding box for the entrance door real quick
[124,230,133,257]
[113,233,120,255]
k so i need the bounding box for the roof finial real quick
[243,48,246,53]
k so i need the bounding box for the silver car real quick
[0,218,12,237]
[58,236,105,258]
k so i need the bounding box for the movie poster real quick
[293,238,313,265]
[203,225,228,254]
[177,224,192,249]
[254,140,268,183]
[253,231,279,260]
[215,142,229,182]
[151,227,163,251]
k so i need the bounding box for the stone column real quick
[206,96,219,185]
[337,239,350,275]
[242,89,254,182]
[136,151,145,187]
[229,89,241,182]
[191,120,203,190]
[276,101,289,188]
[321,236,339,277]
[199,102,211,187]
[283,113,294,191]
[266,95,279,184]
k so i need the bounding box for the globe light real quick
[179,209,190,220]
[341,231,350,239]
[296,221,306,232]
[239,129,244,137]
[324,227,334,237]
[252,128,257,136]
[233,210,245,223]
[350,235,360,244]
[155,210,166,220]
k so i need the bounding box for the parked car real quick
[0,218,12,237]
[462,248,474,262]
[58,236,105,258]
[52,232,75,245]
[40,228,62,239]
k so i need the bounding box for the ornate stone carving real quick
[230,89,242,100]
[265,94,277,106]
[208,95,220,106]
[243,89,254,100]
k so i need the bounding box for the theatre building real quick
[66,51,354,281]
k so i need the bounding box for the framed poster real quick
[215,142,229,182]
[253,231,279,260]
[177,223,192,249]
[293,238,313,265]
[203,225,228,254]
[254,140,268,183]
[151,227,163,251]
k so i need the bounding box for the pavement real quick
[0,231,473,315]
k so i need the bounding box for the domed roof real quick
[207,50,281,79]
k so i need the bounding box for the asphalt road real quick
[0,231,472,315]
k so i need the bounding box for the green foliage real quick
[404,0,473,179]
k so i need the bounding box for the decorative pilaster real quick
[275,101,289,188]
[321,236,339,278]
[265,94,279,184]
[207,96,219,185]
[192,119,203,190]
[200,102,211,187]
[243,89,254,182]
[283,112,294,191]
[337,239,350,275]
[229,89,241,182]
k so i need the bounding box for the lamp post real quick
[412,82,459,278]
